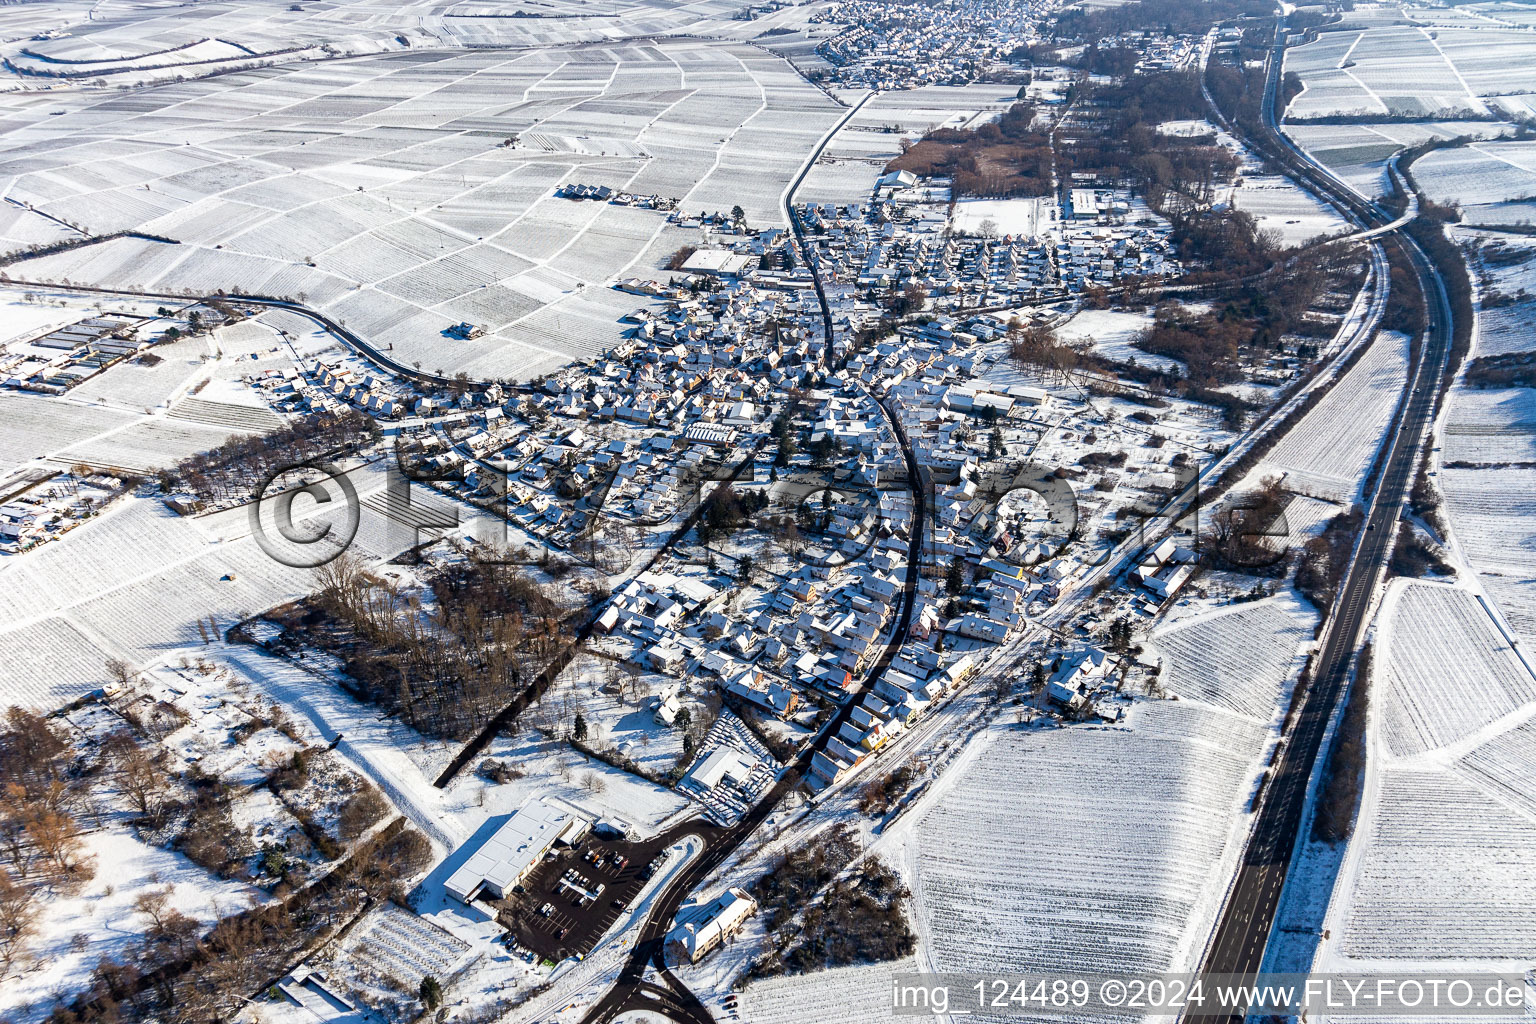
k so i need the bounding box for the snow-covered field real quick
[1414,140,1536,223]
[949,197,1054,239]
[1229,175,1350,245]
[739,957,931,1024]
[0,40,845,382]
[0,460,506,709]
[1053,307,1182,373]
[1308,580,1536,991]
[1282,14,1525,120]
[1257,329,1409,501]
[5,822,266,1017]
[1151,600,1311,721]
[0,392,137,476]
[1438,231,1536,651]
[912,702,1268,986]
[1377,582,1536,757]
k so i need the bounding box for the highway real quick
[1191,18,1455,1018]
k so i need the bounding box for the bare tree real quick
[134,884,174,934]
[0,868,37,970]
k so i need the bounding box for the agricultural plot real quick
[0,39,844,380]
[0,462,502,706]
[1415,141,1536,211]
[1337,768,1536,960]
[1456,716,1536,821]
[1257,329,1409,501]
[1229,174,1350,246]
[1316,576,1536,975]
[1377,582,1536,758]
[1442,388,1536,465]
[1468,297,1536,359]
[1283,125,1401,198]
[53,417,243,475]
[740,957,932,1024]
[0,391,136,478]
[0,616,120,712]
[913,700,1271,997]
[1152,601,1310,722]
[65,337,214,411]
[1440,466,1536,646]
[1281,13,1536,120]
[804,84,1022,204]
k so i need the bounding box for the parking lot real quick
[495,832,673,961]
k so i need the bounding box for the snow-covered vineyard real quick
[5,0,1536,1019]
[1257,329,1409,502]
[1308,582,1536,999]
[0,40,846,382]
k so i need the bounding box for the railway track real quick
[1191,18,1456,1018]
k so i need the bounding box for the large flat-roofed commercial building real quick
[444,802,591,904]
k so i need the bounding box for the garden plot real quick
[1151,601,1309,722]
[913,700,1271,991]
[949,196,1054,239]
[471,720,691,836]
[538,655,688,779]
[0,298,95,347]
[1257,329,1408,501]
[1377,582,1536,759]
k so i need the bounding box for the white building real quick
[444,802,590,904]
[666,887,758,963]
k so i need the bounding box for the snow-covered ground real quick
[1053,307,1182,373]
[857,599,1311,1022]
[1229,174,1351,246]
[5,826,265,1019]
[0,459,507,710]
[1257,329,1410,501]
[1304,580,1536,1006]
[1437,230,1536,653]
[1150,600,1312,720]
[948,196,1055,239]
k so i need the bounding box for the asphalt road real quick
[575,89,932,1024]
[1192,21,1454,1018]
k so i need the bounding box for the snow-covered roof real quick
[444,801,589,903]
